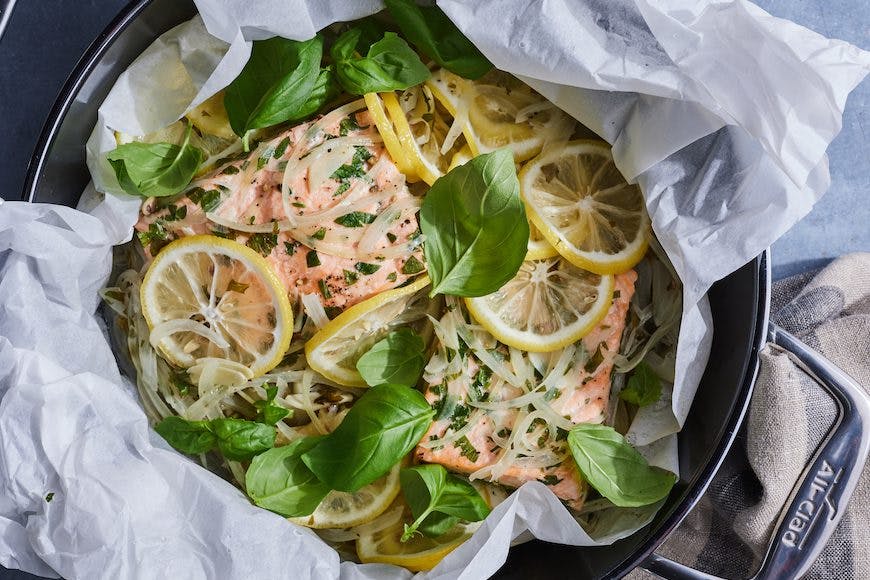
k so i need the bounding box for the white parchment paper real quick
[1,1,867,578]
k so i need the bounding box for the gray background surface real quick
[0,1,866,578]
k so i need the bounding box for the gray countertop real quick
[0,2,866,579]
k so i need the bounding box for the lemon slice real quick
[381,87,470,186]
[305,276,434,387]
[526,221,558,260]
[465,256,614,353]
[290,462,401,529]
[140,235,293,376]
[364,92,420,181]
[356,505,480,571]
[427,68,575,163]
[185,90,236,140]
[520,141,650,275]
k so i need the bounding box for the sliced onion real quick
[301,293,329,329]
[515,101,554,124]
[358,195,420,255]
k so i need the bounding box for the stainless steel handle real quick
[0,0,17,41]
[642,323,870,580]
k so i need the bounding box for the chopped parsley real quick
[306,250,321,268]
[257,148,275,170]
[318,280,332,299]
[164,204,187,221]
[540,474,563,486]
[291,201,305,208]
[386,232,397,243]
[45,492,55,503]
[496,428,511,438]
[331,146,373,195]
[354,262,381,275]
[137,222,167,246]
[343,269,359,285]
[338,114,365,136]
[584,345,606,374]
[449,404,470,431]
[386,272,397,282]
[169,369,194,397]
[221,164,240,175]
[273,137,292,158]
[544,387,561,402]
[469,367,492,402]
[311,227,327,240]
[284,241,297,255]
[455,436,479,462]
[187,187,222,212]
[246,233,278,256]
[401,255,425,275]
[210,225,238,240]
[335,212,377,228]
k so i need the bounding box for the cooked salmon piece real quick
[416,270,637,510]
[135,107,424,311]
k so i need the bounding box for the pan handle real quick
[0,0,18,41]
[641,323,870,580]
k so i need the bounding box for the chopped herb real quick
[469,367,491,402]
[324,306,343,319]
[284,241,296,255]
[253,385,290,425]
[137,222,167,246]
[165,204,187,221]
[540,474,563,486]
[333,182,351,197]
[386,232,398,243]
[449,404,470,431]
[221,164,240,175]
[306,250,321,267]
[211,226,238,240]
[318,279,332,299]
[257,148,275,170]
[311,227,327,240]
[274,137,292,158]
[188,188,222,212]
[584,345,605,373]
[330,146,373,194]
[555,427,569,441]
[45,492,54,503]
[277,160,288,172]
[169,368,195,397]
[401,255,425,275]
[544,387,561,402]
[339,114,366,136]
[292,201,306,208]
[386,272,397,282]
[335,211,377,227]
[355,262,381,275]
[455,436,479,462]
[343,269,359,285]
[227,279,250,294]
[613,290,621,299]
[248,216,256,225]
[240,159,251,171]
[246,232,278,256]
[408,227,422,240]
[496,428,511,438]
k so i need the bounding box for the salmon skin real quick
[416,270,637,510]
[136,105,424,312]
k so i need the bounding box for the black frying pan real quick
[14,1,870,578]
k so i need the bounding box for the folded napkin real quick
[632,253,870,579]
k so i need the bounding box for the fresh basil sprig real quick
[356,328,426,388]
[619,362,662,407]
[254,385,291,425]
[331,29,430,95]
[224,36,335,142]
[420,148,528,297]
[154,416,275,461]
[302,384,434,492]
[106,123,204,198]
[384,0,492,79]
[399,464,490,541]
[245,436,331,517]
[567,424,676,507]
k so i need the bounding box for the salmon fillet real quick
[415,270,637,510]
[135,108,423,312]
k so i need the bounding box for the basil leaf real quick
[619,362,662,407]
[356,328,426,388]
[154,416,216,455]
[567,424,676,507]
[245,437,331,517]
[332,29,430,95]
[302,384,434,492]
[211,418,276,461]
[255,385,291,425]
[420,148,528,296]
[106,124,204,198]
[399,464,490,540]
[224,36,326,138]
[334,211,377,228]
[384,0,492,79]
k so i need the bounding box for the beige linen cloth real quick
[633,253,870,579]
